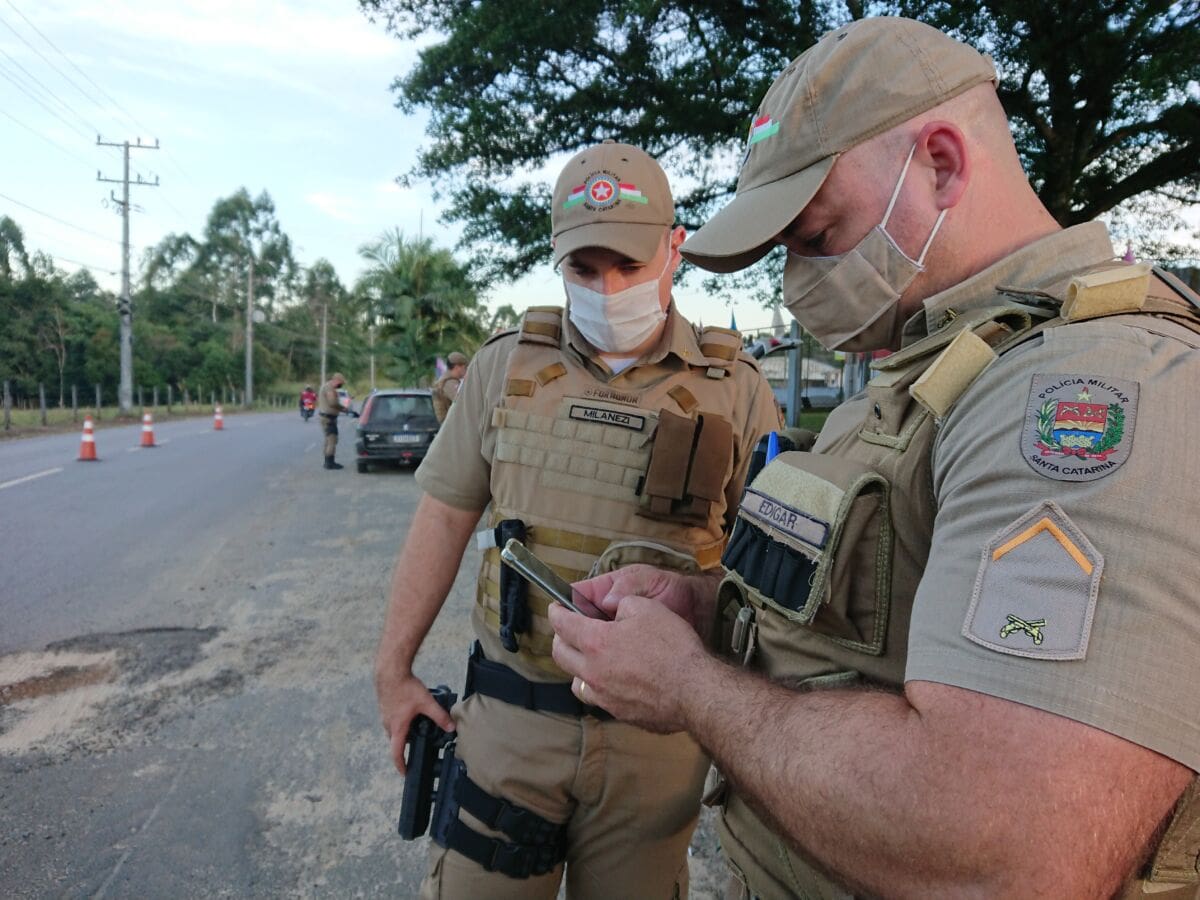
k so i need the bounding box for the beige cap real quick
[681,17,996,273]
[446,351,469,366]
[551,140,674,265]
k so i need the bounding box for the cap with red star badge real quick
[551,140,675,265]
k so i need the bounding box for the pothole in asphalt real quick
[0,627,225,758]
[0,662,116,706]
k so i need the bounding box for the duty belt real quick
[466,642,611,720]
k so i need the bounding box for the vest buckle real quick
[731,605,758,666]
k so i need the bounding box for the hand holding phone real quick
[499,539,592,616]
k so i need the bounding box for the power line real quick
[2,0,189,180]
[0,107,92,167]
[14,225,121,275]
[0,40,101,137]
[46,253,118,276]
[2,0,140,132]
[0,9,107,114]
[0,190,123,245]
[3,0,192,184]
[0,60,92,142]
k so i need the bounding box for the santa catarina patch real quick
[1021,374,1139,482]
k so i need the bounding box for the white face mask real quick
[782,143,947,352]
[565,253,670,353]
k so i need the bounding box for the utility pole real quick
[320,302,328,386]
[369,324,376,391]
[98,137,159,415]
[245,256,254,407]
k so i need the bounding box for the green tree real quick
[0,215,31,281]
[355,230,488,385]
[360,0,1200,285]
[197,189,296,322]
[298,259,355,383]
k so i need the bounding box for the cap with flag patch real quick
[681,17,996,273]
[551,140,675,265]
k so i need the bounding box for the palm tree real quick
[355,230,487,386]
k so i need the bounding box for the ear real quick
[916,121,970,211]
[668,224,687,272]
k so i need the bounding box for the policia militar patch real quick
[1021,374,1139,481]
[963,500,1103,660]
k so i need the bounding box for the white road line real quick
[305,442,317,453]
[0,467,64,491]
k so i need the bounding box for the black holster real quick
[494,519,529,652]
[396,685,458,840]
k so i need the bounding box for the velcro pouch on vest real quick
[518,306,563,346]
[638,411,734,527]
[909,330,997,419]
[1061,262,1150,322]
[697,326,742,371]
[720,451,892,655]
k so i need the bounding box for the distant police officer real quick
[317,372,350,469]
[432,352,469,423]
[374,141,781,898]
[548,18,1200,900]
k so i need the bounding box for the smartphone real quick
[499,538,588,615]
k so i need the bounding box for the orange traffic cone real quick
[78,415,99,461]
[140,411,157,447]
[213,405,224,431]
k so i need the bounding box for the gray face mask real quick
[782,143,947,352]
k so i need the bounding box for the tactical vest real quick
[712,264,1200,899]
[474,306,760,681]
[432,373,458,423]
[317,380,340,415]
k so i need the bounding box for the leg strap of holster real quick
[433,752,568,879]
[466,641,611,720]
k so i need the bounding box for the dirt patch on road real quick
[0,627,236,760]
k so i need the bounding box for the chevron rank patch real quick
[1021,374,1139,482]
[963,500,1103,660]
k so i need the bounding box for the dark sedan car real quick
[354,389,440,472]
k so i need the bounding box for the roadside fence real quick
[2,379,294,432]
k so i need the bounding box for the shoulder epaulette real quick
[1061,262,1150,322]
[482,327,518,348]
[518,306,563,346]
[870,306,1040,421]
[995,260,1151,322]
[697,325,742,370]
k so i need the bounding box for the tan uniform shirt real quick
[431,373,462,423]
[317,380,341,416]
[899,222,1200,772]
[417,302,780,517]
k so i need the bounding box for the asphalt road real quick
[0,412,725,898]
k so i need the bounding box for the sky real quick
[3,1,1196,345]
[0,0,771,334]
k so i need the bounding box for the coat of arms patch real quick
[1021,374,1139,482]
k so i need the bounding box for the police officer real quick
[374,141,781,898]
[432,351,469,423]
[549,18,1200,899]
[317,372,351,469]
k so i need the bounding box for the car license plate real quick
[392,434,423,444]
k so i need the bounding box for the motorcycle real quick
[301,397,315,422]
